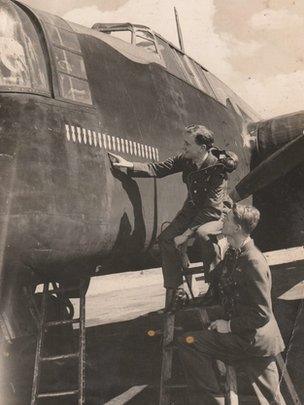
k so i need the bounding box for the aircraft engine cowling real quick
[231,111,304,251]
[248,110,304,159]
[231,110,304,251]
[230,110,304,202]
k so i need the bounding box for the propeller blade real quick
[230,133,304,202]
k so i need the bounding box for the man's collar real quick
[241,236,252,248]
[240,237,254,253]
[194,151,212,169]
[228,236,253,253]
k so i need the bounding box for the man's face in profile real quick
[222,199,233,219]
[182,131,205,161]
[222,210,239,237]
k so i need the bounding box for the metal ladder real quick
[31,280,86,404]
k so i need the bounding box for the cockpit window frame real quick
[0,0,52,97]
[134,28,160,56]
[99,27,134,45]
[31,9,94,108]
[93,23,161,58]
[155,33,220,99]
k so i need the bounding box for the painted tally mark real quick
[65,124,160,161]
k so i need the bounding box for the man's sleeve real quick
[127,154,184,178]
[205,305,226,321]
[189,174,227,229]
[230,258,271,334]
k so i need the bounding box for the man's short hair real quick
[232,204,260,234]
[186,124,214,149]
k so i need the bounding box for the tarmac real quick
[2,267,303,404]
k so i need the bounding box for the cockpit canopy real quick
[91,21,259,121]
[92,23,159,55]
[0,1,259,120]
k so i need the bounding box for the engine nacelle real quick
[246,111,304,251]
[248,110,304,159]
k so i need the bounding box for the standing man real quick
[109,124,237,308]
[177,204,286,405]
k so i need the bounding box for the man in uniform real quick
[109,124,237,308]
[177,204,286,404]
[181,196,233,282]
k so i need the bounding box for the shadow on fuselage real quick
[103,168,149,271]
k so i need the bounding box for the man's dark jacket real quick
[128,151,227,229]
[207,239,285,357]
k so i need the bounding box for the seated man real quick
[177,204,286,405]
[179,196,233,278]
[109,124,238,309]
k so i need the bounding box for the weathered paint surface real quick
[0,0,302,344]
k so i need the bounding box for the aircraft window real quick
[38,10,93,105]
[204,72,229,105]
[156,37,186,80]
[58,73,92,105]
[108,30,132,44]
[170,49,196,86]
[45,24,81,53]
[0,2,49,93]
[203,71,258,119]
[138,29,154,40]
[181,56,202,88]
[135,30,157,54]
[173,50,198,87]
[191,62,216,98]
[54,48,86,79]
[37,11,69,30]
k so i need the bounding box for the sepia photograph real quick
[0,0,303,404]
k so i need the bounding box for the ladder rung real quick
[47,286,80,294]
[31,280,86,405]
[41,353,79,362]
[37,389,79,398]
[182,267,204,276]
[46,318,80,327]
[166,384,187,390]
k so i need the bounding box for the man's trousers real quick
[158,203,218,289]
[177,329,285,405]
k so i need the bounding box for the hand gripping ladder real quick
[31,280,86,404]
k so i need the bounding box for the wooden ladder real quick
[159,275,238,405]
[159,297,300,404]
